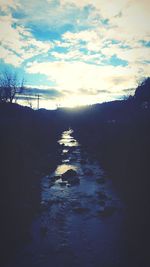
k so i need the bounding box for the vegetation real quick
[0,70,24,103]
[135,77,150,102]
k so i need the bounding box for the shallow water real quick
[10,129,127,267]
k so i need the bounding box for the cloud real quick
[0,13,53,67]
[17,86,63,109]
[60,0,128,18]
[10,0,100,34]
[0,0,20,12]
[60,0,150,45]
[51,49,102,65]
[62,29,105,52]
[0,0,149,107]
[22,87,64,99]
[0,45,22,67]
[101,45,150,64]
[26,60,140,94]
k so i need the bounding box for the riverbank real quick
[66,100,150,265]
[0,103,64,266]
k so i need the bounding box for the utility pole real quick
[37,94,39,109]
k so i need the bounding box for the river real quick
[10,129,127,267]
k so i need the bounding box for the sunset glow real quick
[0,0,150,108]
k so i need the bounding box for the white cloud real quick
[27,60,140,93]
[26,59,144,106]
[60,0,150,20]
[0,0,149,106]
[60,0,150,44]
[52,49,102,64]
[101,45,150,63]
[0,0,20,12]
[0,14,53,66]
[63,30,99,43]
[62,29,105,52]
[0,45,22,66]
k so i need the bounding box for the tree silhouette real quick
[0,70,24,103]
[135,77,150,102]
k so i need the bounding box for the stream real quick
[10,129,127,267]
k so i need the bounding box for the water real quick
[10,129,126,267]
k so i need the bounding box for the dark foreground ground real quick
[66,100,150,266]
[0,81,150,267]
[0,103,65,266]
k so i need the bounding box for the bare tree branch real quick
[0,70,25,103]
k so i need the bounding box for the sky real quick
[0,0,150,109]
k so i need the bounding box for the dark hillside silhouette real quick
[135,77,150,103]
[0,103,65,266]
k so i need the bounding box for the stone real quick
[98,200,105,206]
[84,168,93,176]
[59,181,67,186]
[68,176,80,185]
[40,226,48,236]
[61,169,80,185]
[62,169,77,180]
[51,176,61,182]
[80,159,86,164]
[96,177,105,184]
[98,206,116,217]
[72,207,90,214]
[97,191,108,200]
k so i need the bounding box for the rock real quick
[40,202,48,211]
[61,169,80,185]
[97,191,108,200]
[48,198,63,206]
[51,176,61,182]
[67,176,80,185]
[69,157,77,163]
[49,176,61,187]
[98,200,105,206]
[65,176,80,185]
[59,181,67,186]
[40,226,48,236]
[71,200,81,207]
[49,181,55,188]
[98,206,116,218]
[62,169,77,179]
[80,159,86,164]
[72,207,90,214]
[84,168,93,176]
[96,177,105,184]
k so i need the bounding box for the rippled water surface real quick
[10,129,127,267]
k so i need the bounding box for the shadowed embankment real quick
[0,103,65,266]
[63,98,150,265]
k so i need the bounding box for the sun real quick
[59,95,97,108]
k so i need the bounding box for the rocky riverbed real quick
[8,129,128,267]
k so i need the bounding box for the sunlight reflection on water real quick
[55,129,78,176]
[58,129,79,147]
[55,164,77,176]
